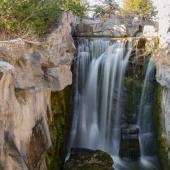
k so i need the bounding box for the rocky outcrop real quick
[0,12,75,170]
[154,38,170,170]
[75,14,157,37]
[155,3,170,167]
[155,51,170,158]
[157,2,170,45]
[64,148,114,170]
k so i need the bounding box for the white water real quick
[69,39,132,155]
[138,59,156,156]
[68,38,161,170]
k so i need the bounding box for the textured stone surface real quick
[0,12,75,170]
[158,2,170,45]
[155,47,170,159]
[156,64,170,88]
[64,148,114,170]
[75,14,157,37]
[156,62,170,159]
[162,89,170,146]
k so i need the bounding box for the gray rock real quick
[156,64,170,88]
[156,46,170,160]
[0,12,75,170]
[75,14,157,37]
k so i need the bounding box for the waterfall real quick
[69,38,132,155]
[68,38,161,170]
[138,59,156,156]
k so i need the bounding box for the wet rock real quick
[64,148,114,170]
[46,87,71,170]
[119,126,140,160]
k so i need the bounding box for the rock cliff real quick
[154,3,170,167]
[75,14,157,37]
[155,2,170,163]
[156,49,170,157]
[0,12,75,170]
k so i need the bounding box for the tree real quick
[123,0,157,20]
[94,0,119,18]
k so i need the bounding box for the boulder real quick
[64,148,114,170]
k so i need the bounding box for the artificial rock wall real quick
[0,12,75,170]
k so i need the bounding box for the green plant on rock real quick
[0,0,87,36]
[61,0,87,17]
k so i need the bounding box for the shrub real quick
[0,0,87,36]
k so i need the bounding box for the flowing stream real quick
[68,38,161,170]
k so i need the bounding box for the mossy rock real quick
[46,86,71,170]
[153,85,170,170]
[64,148,114,170]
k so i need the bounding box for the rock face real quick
[64,148,114,170]
[157,2,170,45]
[156,54,170,158]
[75,14,157,37]
[155,40,170,170]
[0,12,75,170]
[156,2,170,163]
[119,127,140,160]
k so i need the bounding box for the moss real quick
[79,164,109,170]
[154,85,170,170]
[95,153,113,165]
[64,149,114,170]
[46,86,71,170]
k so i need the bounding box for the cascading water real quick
[69,38,132,155]
[138,59,156,156]
[68,38,161,170]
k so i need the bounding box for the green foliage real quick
[94,0,119,18]
[0,0,87,36]
[123,0,157,20]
